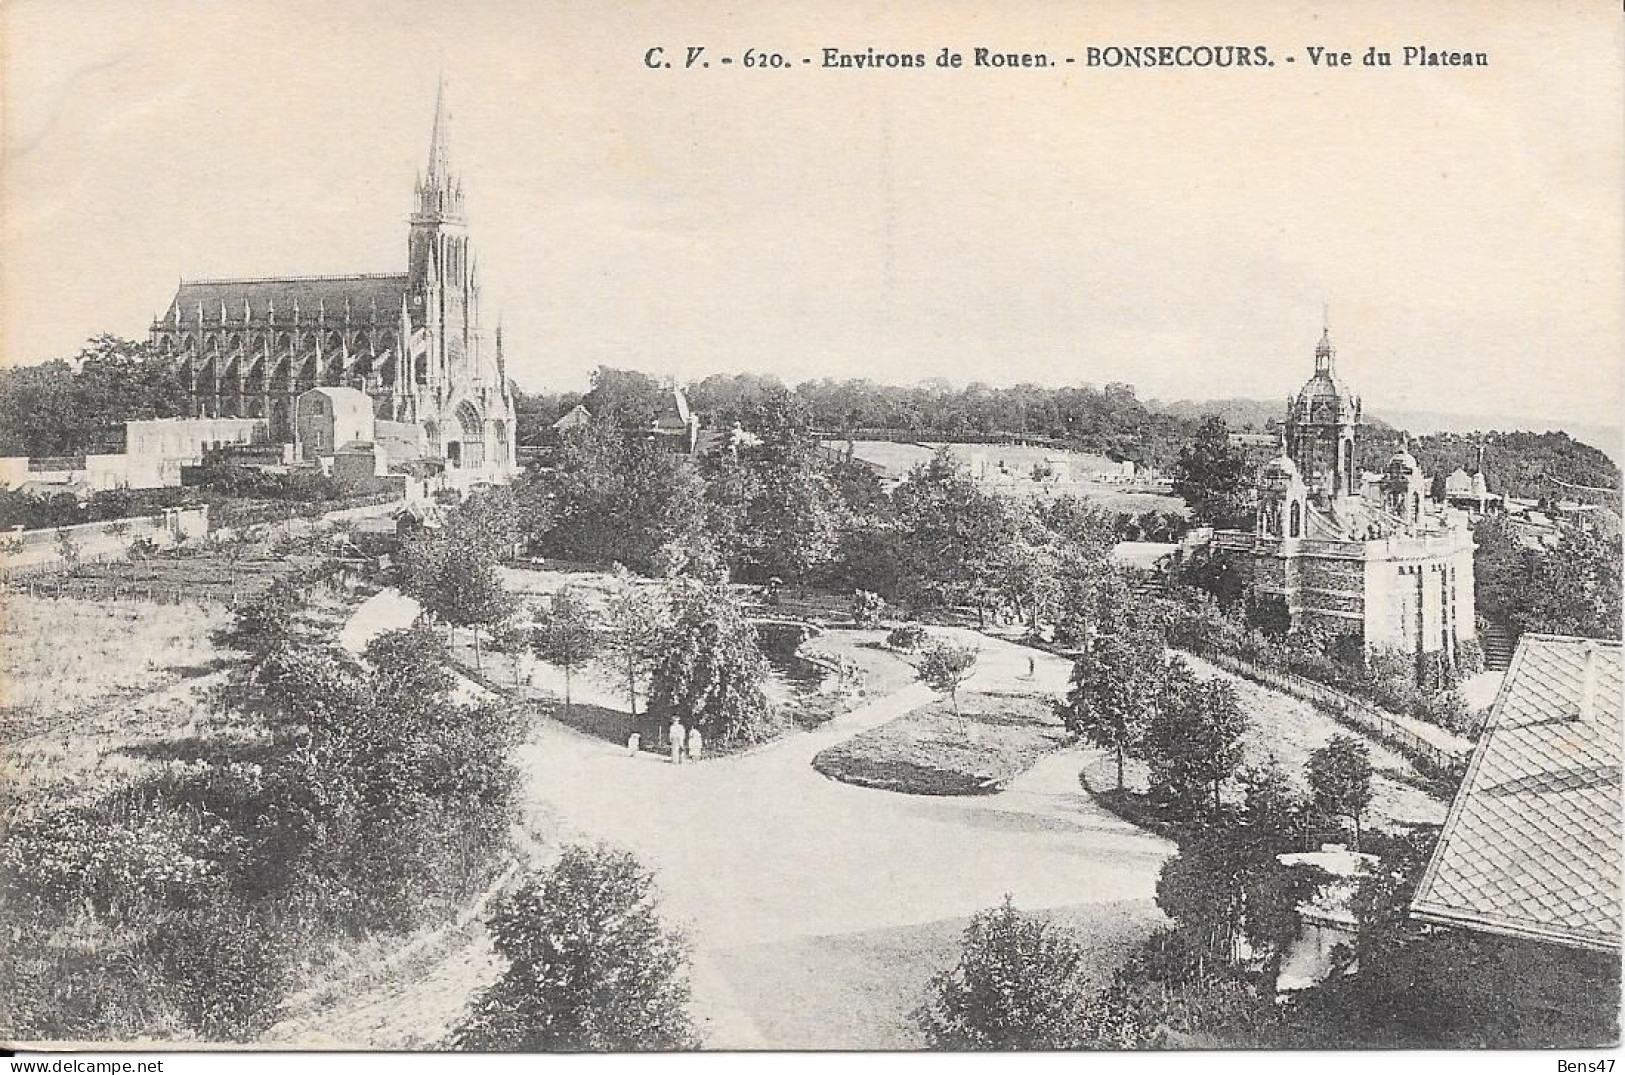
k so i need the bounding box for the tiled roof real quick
[1411,634,1622,952]
[166,274,409,323]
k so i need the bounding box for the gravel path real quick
[277,596,1174,1049]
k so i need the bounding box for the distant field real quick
[839,440,1186,514]
[844,440,1120,477]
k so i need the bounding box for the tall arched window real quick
[1289,500,1302,538]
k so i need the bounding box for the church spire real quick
[426,72,453,189]
[416,74,464,220]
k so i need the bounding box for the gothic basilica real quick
[147,80,518,484]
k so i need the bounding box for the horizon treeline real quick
[0,340,1616,501]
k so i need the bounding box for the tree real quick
[400,519,511,667]
[1171,415,1253,530]
[532,587,599,714]
[1154,815,1328,983]
[646,582,772,746]
[596,569,669,719]
[1061,622,1165,789]
[914,896,1096,1050]
[916,639,979,731]
[1307,735,1374,850]
[453,843,698,1051]
[887,449,1012,616]
[581,366,668,430]
[535,425,713,576]
[1142,661,1249,818]
[743,433,843,585]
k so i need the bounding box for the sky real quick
[3,0,1622,433]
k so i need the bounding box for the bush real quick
[850,588,886,627]
[453,843,698,1051]
[1454,638,1487,678]
[1414,687,1473,735]
[886,623,929,651]
[149,898,298,1041]
[1363,647,1422,714]
[914,896,1097,1049]
[1417,650,1460,694]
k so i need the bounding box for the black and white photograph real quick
[1,0,1620,1062]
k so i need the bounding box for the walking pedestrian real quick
[669,720,685,765]
[688,727,704,761]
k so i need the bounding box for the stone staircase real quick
[1480,620,1518,671]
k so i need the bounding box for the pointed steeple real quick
[426,73,452,187]
[415,73,464,220]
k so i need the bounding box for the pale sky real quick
[3,0,1621,430]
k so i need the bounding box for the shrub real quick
[1415,687,1472,735]
[453,843,698,1051]
[886,623,929,651]
[1363,647,1422,714]
[1454,638,1487,678]
[149,898,298,1041]
[1417,650,1460,694]
[914,896,1097,1049]
[850,588,886,627]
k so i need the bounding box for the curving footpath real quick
[297,593,1175,1049]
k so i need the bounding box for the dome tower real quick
[1285,322,1361,504]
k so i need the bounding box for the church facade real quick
[147,80,518,485]
[1213,328,1477,662]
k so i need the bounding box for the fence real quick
[1192,648,1469,777]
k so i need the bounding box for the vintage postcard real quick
[1,0,1620,1064]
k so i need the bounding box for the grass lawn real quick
[1074,651,1449,835]
[0,593,231,745]
[710,897,1165,1049]
[443,622,923,757]
[812,690,1067,795]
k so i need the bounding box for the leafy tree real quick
[887,449,1012,616]
[532,587,599,713]
[596,569,670,719]
[1142,661,1249,817]
[581,366,669,430]
[1473,515,1622,641]
[1306,735,1374,850]
[0,335,188,457]
[916,639,979,730]
[399,516,511,666]
[1155,810,1326,978]
[646,581,772,746]
[1172,415,1253,530]
[914,896,1096,1050]
[534,425,713,576]
[453,843,698,1051]
[743,434,842,585]
[1062,620,1165,789]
